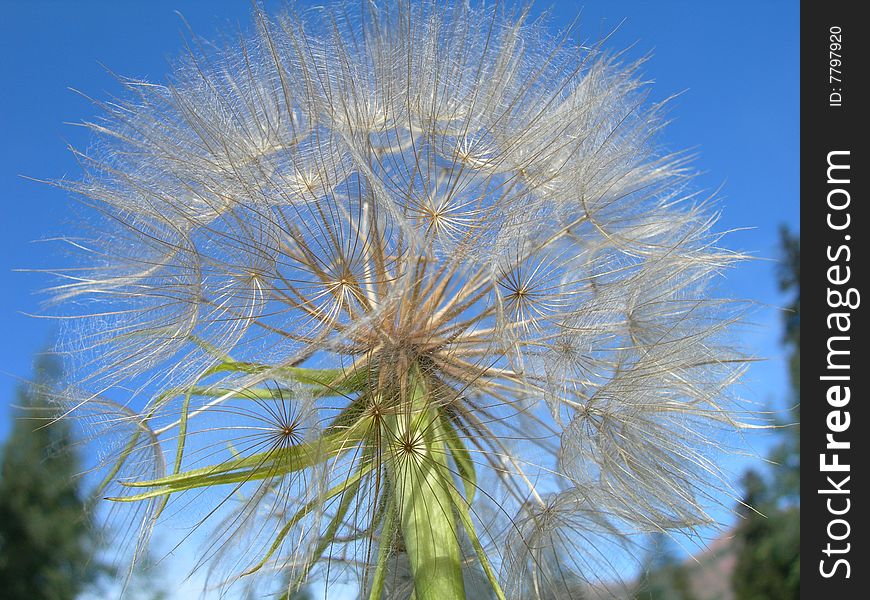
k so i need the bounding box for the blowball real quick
[51,2,753,598]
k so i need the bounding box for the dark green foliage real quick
[771,227,800,501]
[633,534,696,600]
[732,229,800,600]
[732,472,799,600]
[0,354,107,599]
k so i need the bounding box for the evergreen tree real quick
[633,534,695,600]
[0,354,107,599]
[770,227,800,501]
[732,228,800,599]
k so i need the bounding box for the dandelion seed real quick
[45,2,758,599]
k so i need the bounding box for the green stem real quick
[388,376,465,600]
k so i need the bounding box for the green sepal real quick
[442,417,477,505]
[447,485,507,600]
[108,418,370,501]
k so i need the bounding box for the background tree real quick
[633,534,695,600]
[732,228,800,599]
[0,353,108,599]
[769,227,800,502]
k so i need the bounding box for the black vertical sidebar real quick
[801,2,867,598]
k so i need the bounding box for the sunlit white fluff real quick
[47,2,757,598]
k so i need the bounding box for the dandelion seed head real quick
[45,2,758,597]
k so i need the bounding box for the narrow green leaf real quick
[243,463,371,576]
[217,361,367,396]
[111,418,370,500]
[448,486,507,600]
[290,464,367,590]
[368,492,395,600]
[153,381,196,517]
[442,417,477,505]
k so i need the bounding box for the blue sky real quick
[1,0,800,436]
[1,0,798,590]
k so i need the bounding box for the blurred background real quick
[0,1,798,598]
